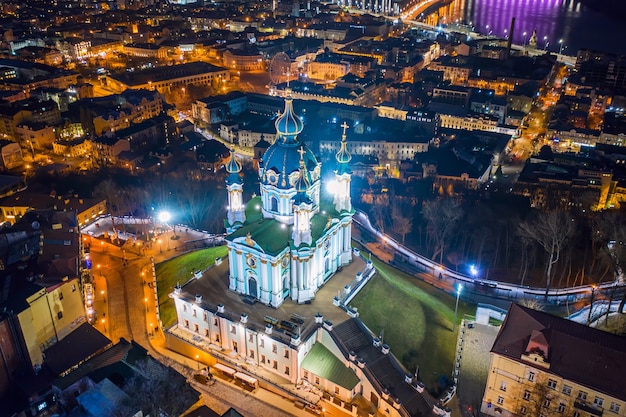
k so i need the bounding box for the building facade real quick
[224,97,354,307]
[482,304,626,417]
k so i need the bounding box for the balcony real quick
[574,400,603,416]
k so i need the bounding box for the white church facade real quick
[224,95,354,307]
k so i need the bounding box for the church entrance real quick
[248,277,258,298]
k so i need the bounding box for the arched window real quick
[271,196,278,212]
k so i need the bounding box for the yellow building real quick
[12,278,86,370]
[482,304,626,417]
[0,191,107,227]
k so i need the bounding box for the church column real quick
[237,252,245,294]
[290,257,299,301]
[260,260,269,304]
[229,247,237,290]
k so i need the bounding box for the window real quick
[249,333,254,342]
[71,284,76,292]
[249,350,254,359]
[335,386,340,395]
[547,379,557,390]
[523,390,531,401]
[497,396,504,405]
[609,402,621,413]
[285,366,290,376]
[272,344,277,353]
[315,376,320,385]
[499,381,507,391]
[562,385,572,396]
[194,324,199,333]
[184,319,189,328]
[543,399,551,408]
[260,339,265,348]
[272,360,277,370]
[203,312,208,322]
[57,311,63,319]
[520,406,527,415]
[528,371,536,382]
[59,292,63,300]
[578,391,588,401]
[193,309,197,318]
[215,334,220,343]
[205,329,209,337]
[261,354,266,363]
[558,403,566,413]
[230,325,236,334]
[303,371,309,380]
[284,349,290,359]
[183,305,187,312]
[594,397,604,408]
[573,412,580,417]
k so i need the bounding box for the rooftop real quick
[177,252,366,346]
[492,303,626,401]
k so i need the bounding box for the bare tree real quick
[115,358,199,417]
[422,198,463,265]
[391,202,413,244]
[517,211,575,294]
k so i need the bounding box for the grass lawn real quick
[351,253,474,394]
[156,246,228,328]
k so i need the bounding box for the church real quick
[224,94,354,307]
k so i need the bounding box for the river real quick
[435,0,626,56]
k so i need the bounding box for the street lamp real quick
[453,284,463,332]
[144,297,148,313]
[543,36,548,50]
[101,318,106,333]
[523,31,527,47]
[559,39,564,54]
[158,238,162,253]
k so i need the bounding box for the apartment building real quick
[482,304,626,417]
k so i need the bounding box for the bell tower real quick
[334,122,352,213]
[225,148,245,233]
[292,148,313,247]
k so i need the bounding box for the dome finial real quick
[274,95,303,142]
[225,147,242,174]
[336,122,352,165]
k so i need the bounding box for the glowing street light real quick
[559,39,564,54]
[158,238,163,253]
[144,297,148,313]
[453,284,463,332]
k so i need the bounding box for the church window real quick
[271,196,278,212]
[272,343,277,353]
[273,360,278,369]
[230,325,236,334]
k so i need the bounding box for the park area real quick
[156,246,228,328]
[155,244,473,395]
[351,255,473,394]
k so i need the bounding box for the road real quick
[83,220,335,417]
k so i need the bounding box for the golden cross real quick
[341,121,349,137]
[297,146,306,160]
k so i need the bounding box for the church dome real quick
[261,97,319,190]
[274,96,303,139]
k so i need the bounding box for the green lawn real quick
[156,246,228,328]
[351,253,473,394]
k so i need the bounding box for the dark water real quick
[440,0,626,55]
